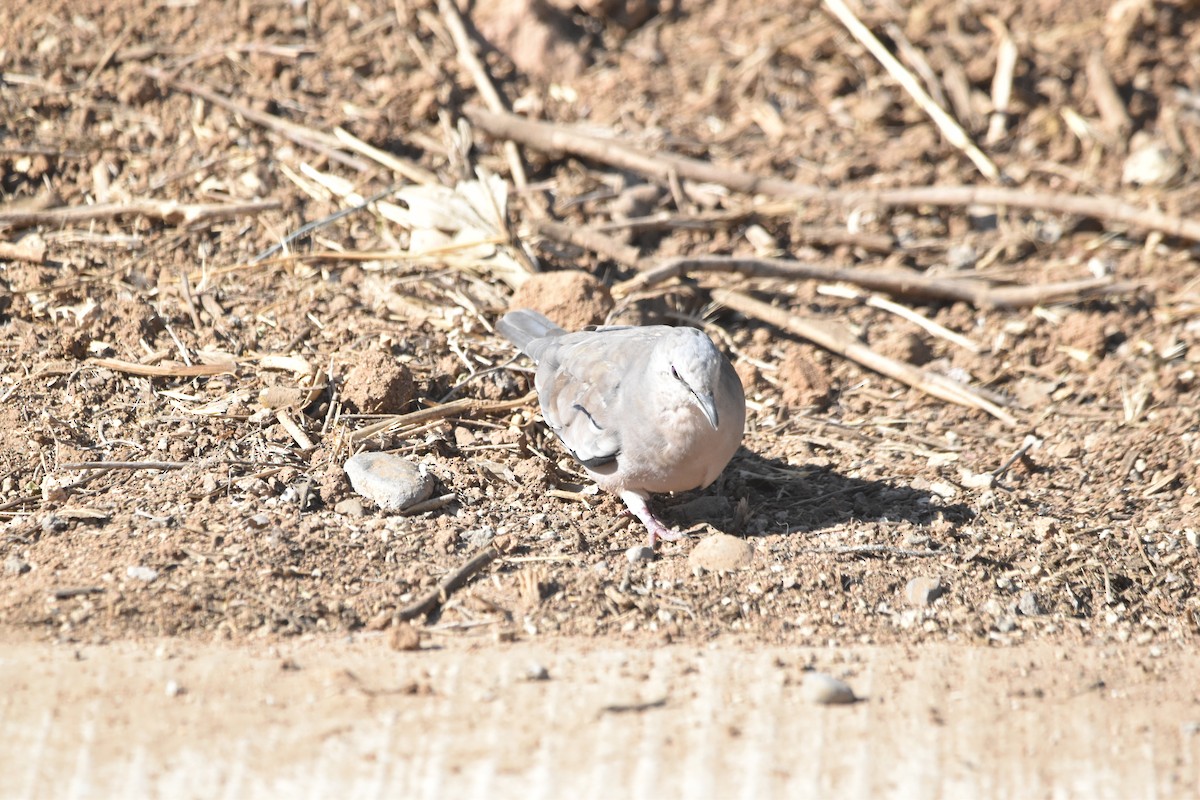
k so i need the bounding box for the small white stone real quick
[626,546,655,563]
[126,565,159,582]
[803,672,858,705]
[344,452,434,512]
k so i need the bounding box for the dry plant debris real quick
[0,0,1198,665]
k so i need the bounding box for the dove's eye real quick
[670,366,681,380]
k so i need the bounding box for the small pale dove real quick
[498,308,745,547]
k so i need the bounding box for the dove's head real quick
[662,327,726,429]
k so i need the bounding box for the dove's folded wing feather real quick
[533,328,669,469]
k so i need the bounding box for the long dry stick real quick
[333,126,438,185]
[350,391,536,443]
[396,545,499,621]
[0,199,280,231]
[465,106,1200,243]
[711,288,1019,425]
[1085,51,1133,140]
[823,0,999,180]
[436,0,528,190]
[617,255,1135,309]
[87,357,237,377]
[141,66,372,172]
[531,219,645,271]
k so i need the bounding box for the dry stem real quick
[466,106,1200,243]
[712,288,1019,425]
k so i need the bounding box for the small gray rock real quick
[127,565,159,582]
[905,576,944,607]
[803,672,858,705]
[1017,590,1044,617]
[333,497,366,516]
[687,533,753,573]
[344,452,434,512]
[626,545,655,563]
[4,555,30,576]
[524,663,550,681]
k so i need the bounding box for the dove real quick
[497,308,745,547]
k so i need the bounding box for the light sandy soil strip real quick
[2,634,1197,798]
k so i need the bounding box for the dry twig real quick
[141,66,371,172]
[712,288,1019,425]
[88,357,237,378]
[822,0,1000,180]
[350,391,536,443]
[396,545,499,621]
[618,255,1135,310]
[466,106,1200,243]
[436,0,528,190]
[0,199,280,232]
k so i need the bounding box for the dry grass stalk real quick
[333,126,438,186]
[1085,51,1133,141]
[0,199,280,231]
[467,106,1200,243]
[88,357,236,378]
[350,391,536,444]
[435,0,528,190]
[711,288,1018,425]
[985,21,1019,146]
[617,254,1134,310]
[817,284,983,353]
[141,67,371,172]
[822,0,1000,181]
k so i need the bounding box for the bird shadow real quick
[659,447,975,539]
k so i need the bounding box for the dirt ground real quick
[2,0,1200,795]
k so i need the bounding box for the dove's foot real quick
[619,490,682,548]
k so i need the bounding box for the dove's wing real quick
[532,327,670,469]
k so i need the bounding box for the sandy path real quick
[2,634,1196,798]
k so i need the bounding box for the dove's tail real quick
[496,309,565,357]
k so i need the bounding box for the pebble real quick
[1122,135,1181,187]
[126,565,159,582]
[344,452,434,512]
[687,533,753,573]
[803,672,858,705]
[333,497,365,516]
[389,621,421,651]
[626,545,655,563]
[1017,590,1044,617]
[905,576,944,607]
[4,555,30,576]
[524,663,551,681]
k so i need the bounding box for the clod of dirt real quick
[776,343,833,409]
[344,453,433,512]
[474,0,588,81]
[688,533,753,573]
[875,330,933,366]
[507,270,614,330]
[340,351,415,414]
[905,576,944,607]
[803,672,859,705]
[1054,312,1108,360]
[389,622,421,652]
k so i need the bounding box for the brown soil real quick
[2,0,1199,793]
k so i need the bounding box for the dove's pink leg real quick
[619,490,683,548]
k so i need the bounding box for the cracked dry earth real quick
[3,0,1200,796]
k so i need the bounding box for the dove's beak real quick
[695,392,720,429]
